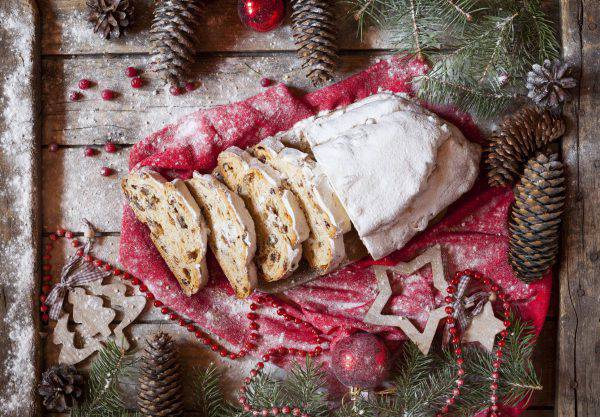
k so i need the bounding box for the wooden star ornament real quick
[364,245,449,355]
[462,300,505,352]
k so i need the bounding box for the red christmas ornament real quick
[238,0,284,32]
[330,332,390,388]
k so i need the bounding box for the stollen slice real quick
[121,168,209,296]
[215,147,309,282]
[186,172,258,298]
[251,137,351,273]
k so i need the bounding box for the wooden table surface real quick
[0,0,596,416]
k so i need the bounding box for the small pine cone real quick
[150,0,203,88]
[138,332,184,417]
[38,365,84,412]
[527,59,577,108]
[292,0,338,86]
[87,0,134,39]
[508,153,565,283]
[485,106,565,187]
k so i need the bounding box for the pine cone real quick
[485,106,565,187]
[87,0,134,39]
[38,364,84,412]
[150,0,203,88]
[527,59,577,108]
[138,332,184,417]
[292,0,338,86]
[508,153,565,283]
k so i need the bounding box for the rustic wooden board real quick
[29,0,576,415]
[557,1,600,416]
[0,0,41,416]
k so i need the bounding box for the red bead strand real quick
[436,269,512,417]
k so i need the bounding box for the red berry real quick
[184,82,197,92]
[100,167,114,176]
[104,141,117,153]
[101,89,115,100]
[169,85,183,96]
[84,147,96,157]
[41,314,49,322]
[49,142,59,152]
[125,66,138,77]
[78,79,92,89]
[260,78,273,87]
[131,77,143,89]
[69,91,82,101]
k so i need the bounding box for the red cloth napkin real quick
[120,55,551,415]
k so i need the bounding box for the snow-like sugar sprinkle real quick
[0,7,37,414]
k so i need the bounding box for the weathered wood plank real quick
[42,320,557,410]
[42,53,390,146]
[0,1,41,416]
[40,0,392,55]
[557,1,600,416]
[42,147,127,232]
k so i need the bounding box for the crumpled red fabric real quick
[120,55,550,416]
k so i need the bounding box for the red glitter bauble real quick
[330,332,390,388]
[238,0,284,32]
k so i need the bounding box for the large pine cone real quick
[150,0,203,88]
[87,0,134,39]
[485,107,565,187]
[508,153,565,283]
[138,332,184,417]
[292,0,338,86]
[38,365,84,412]
[526,59,577,108]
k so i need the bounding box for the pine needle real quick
[194,363,233,417]
[71,341,138,417]
[344,0,559,116]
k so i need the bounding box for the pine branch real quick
[71,341,138,417]
[283,358,329,416]
[344,0,559,116]
[194,363,234,417]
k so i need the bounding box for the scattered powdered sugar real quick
[0,6,38,415]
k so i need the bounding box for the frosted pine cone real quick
[87,0,134,39]
[526,59,577,108]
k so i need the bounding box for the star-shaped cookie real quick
[462,300,505,352]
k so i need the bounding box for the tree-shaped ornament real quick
[68,287,116,339]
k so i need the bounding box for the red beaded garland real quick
[438,269,512,416]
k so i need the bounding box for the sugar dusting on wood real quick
[0,3,39,415]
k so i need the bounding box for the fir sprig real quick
[71,341,139,417]
[193,317,541,417]
[344,0,559,117]
[194,363,233,417]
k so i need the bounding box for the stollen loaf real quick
[274,92,481,260]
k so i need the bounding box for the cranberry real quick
[169,85,183,96]
[78,79,92,89]
[69,91,82,101]
[101,89,115,100]
[104,141,117,153]
[131,77,143,89]
[125,66,138,77]
[184,81,197,92]
[100,167,114,176]
[84,147,96,157]
[48,142,59,152]
[260,77,273,87]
